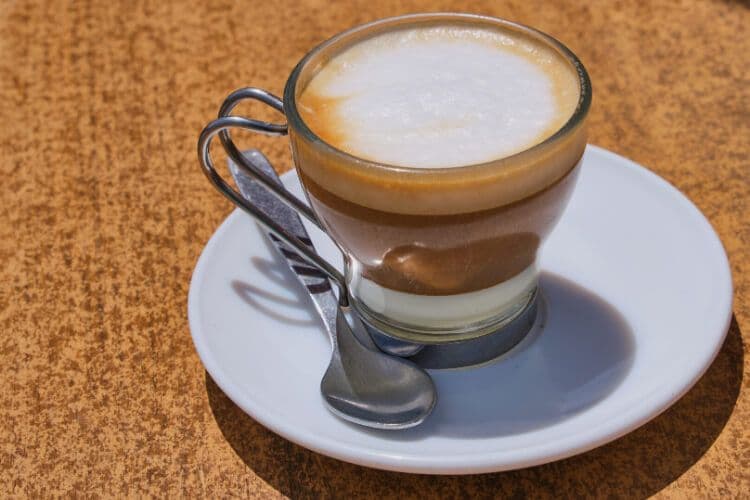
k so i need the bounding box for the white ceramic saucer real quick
[188,145,732,474]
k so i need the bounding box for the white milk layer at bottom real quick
[350,264,538,330]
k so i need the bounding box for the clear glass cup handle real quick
[197,87,349,305]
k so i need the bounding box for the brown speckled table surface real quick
[1,0,748,497]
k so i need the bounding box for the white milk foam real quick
[303,26,568,168]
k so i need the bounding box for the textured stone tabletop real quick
[1,0,748,497]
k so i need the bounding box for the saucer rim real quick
[187,144,733,474]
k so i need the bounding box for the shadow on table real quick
[205,315,743,498]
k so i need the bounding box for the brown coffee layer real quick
[300,161,581,295]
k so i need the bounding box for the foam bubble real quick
[299,26,579,169]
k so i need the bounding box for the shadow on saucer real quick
[206,281,743,497]
[359,272,635,440]
[230,235,319,327]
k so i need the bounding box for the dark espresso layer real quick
[299,161,581,295]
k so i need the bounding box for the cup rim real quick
[283,12,592,174]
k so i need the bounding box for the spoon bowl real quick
[322,307,436,429]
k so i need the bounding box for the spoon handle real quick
[228,150,376,350]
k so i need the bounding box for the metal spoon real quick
[228,150,436,429]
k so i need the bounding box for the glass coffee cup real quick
[198,13,591,343]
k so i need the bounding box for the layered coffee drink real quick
[287,17,588,335]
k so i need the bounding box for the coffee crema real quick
[292,22,586,217]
